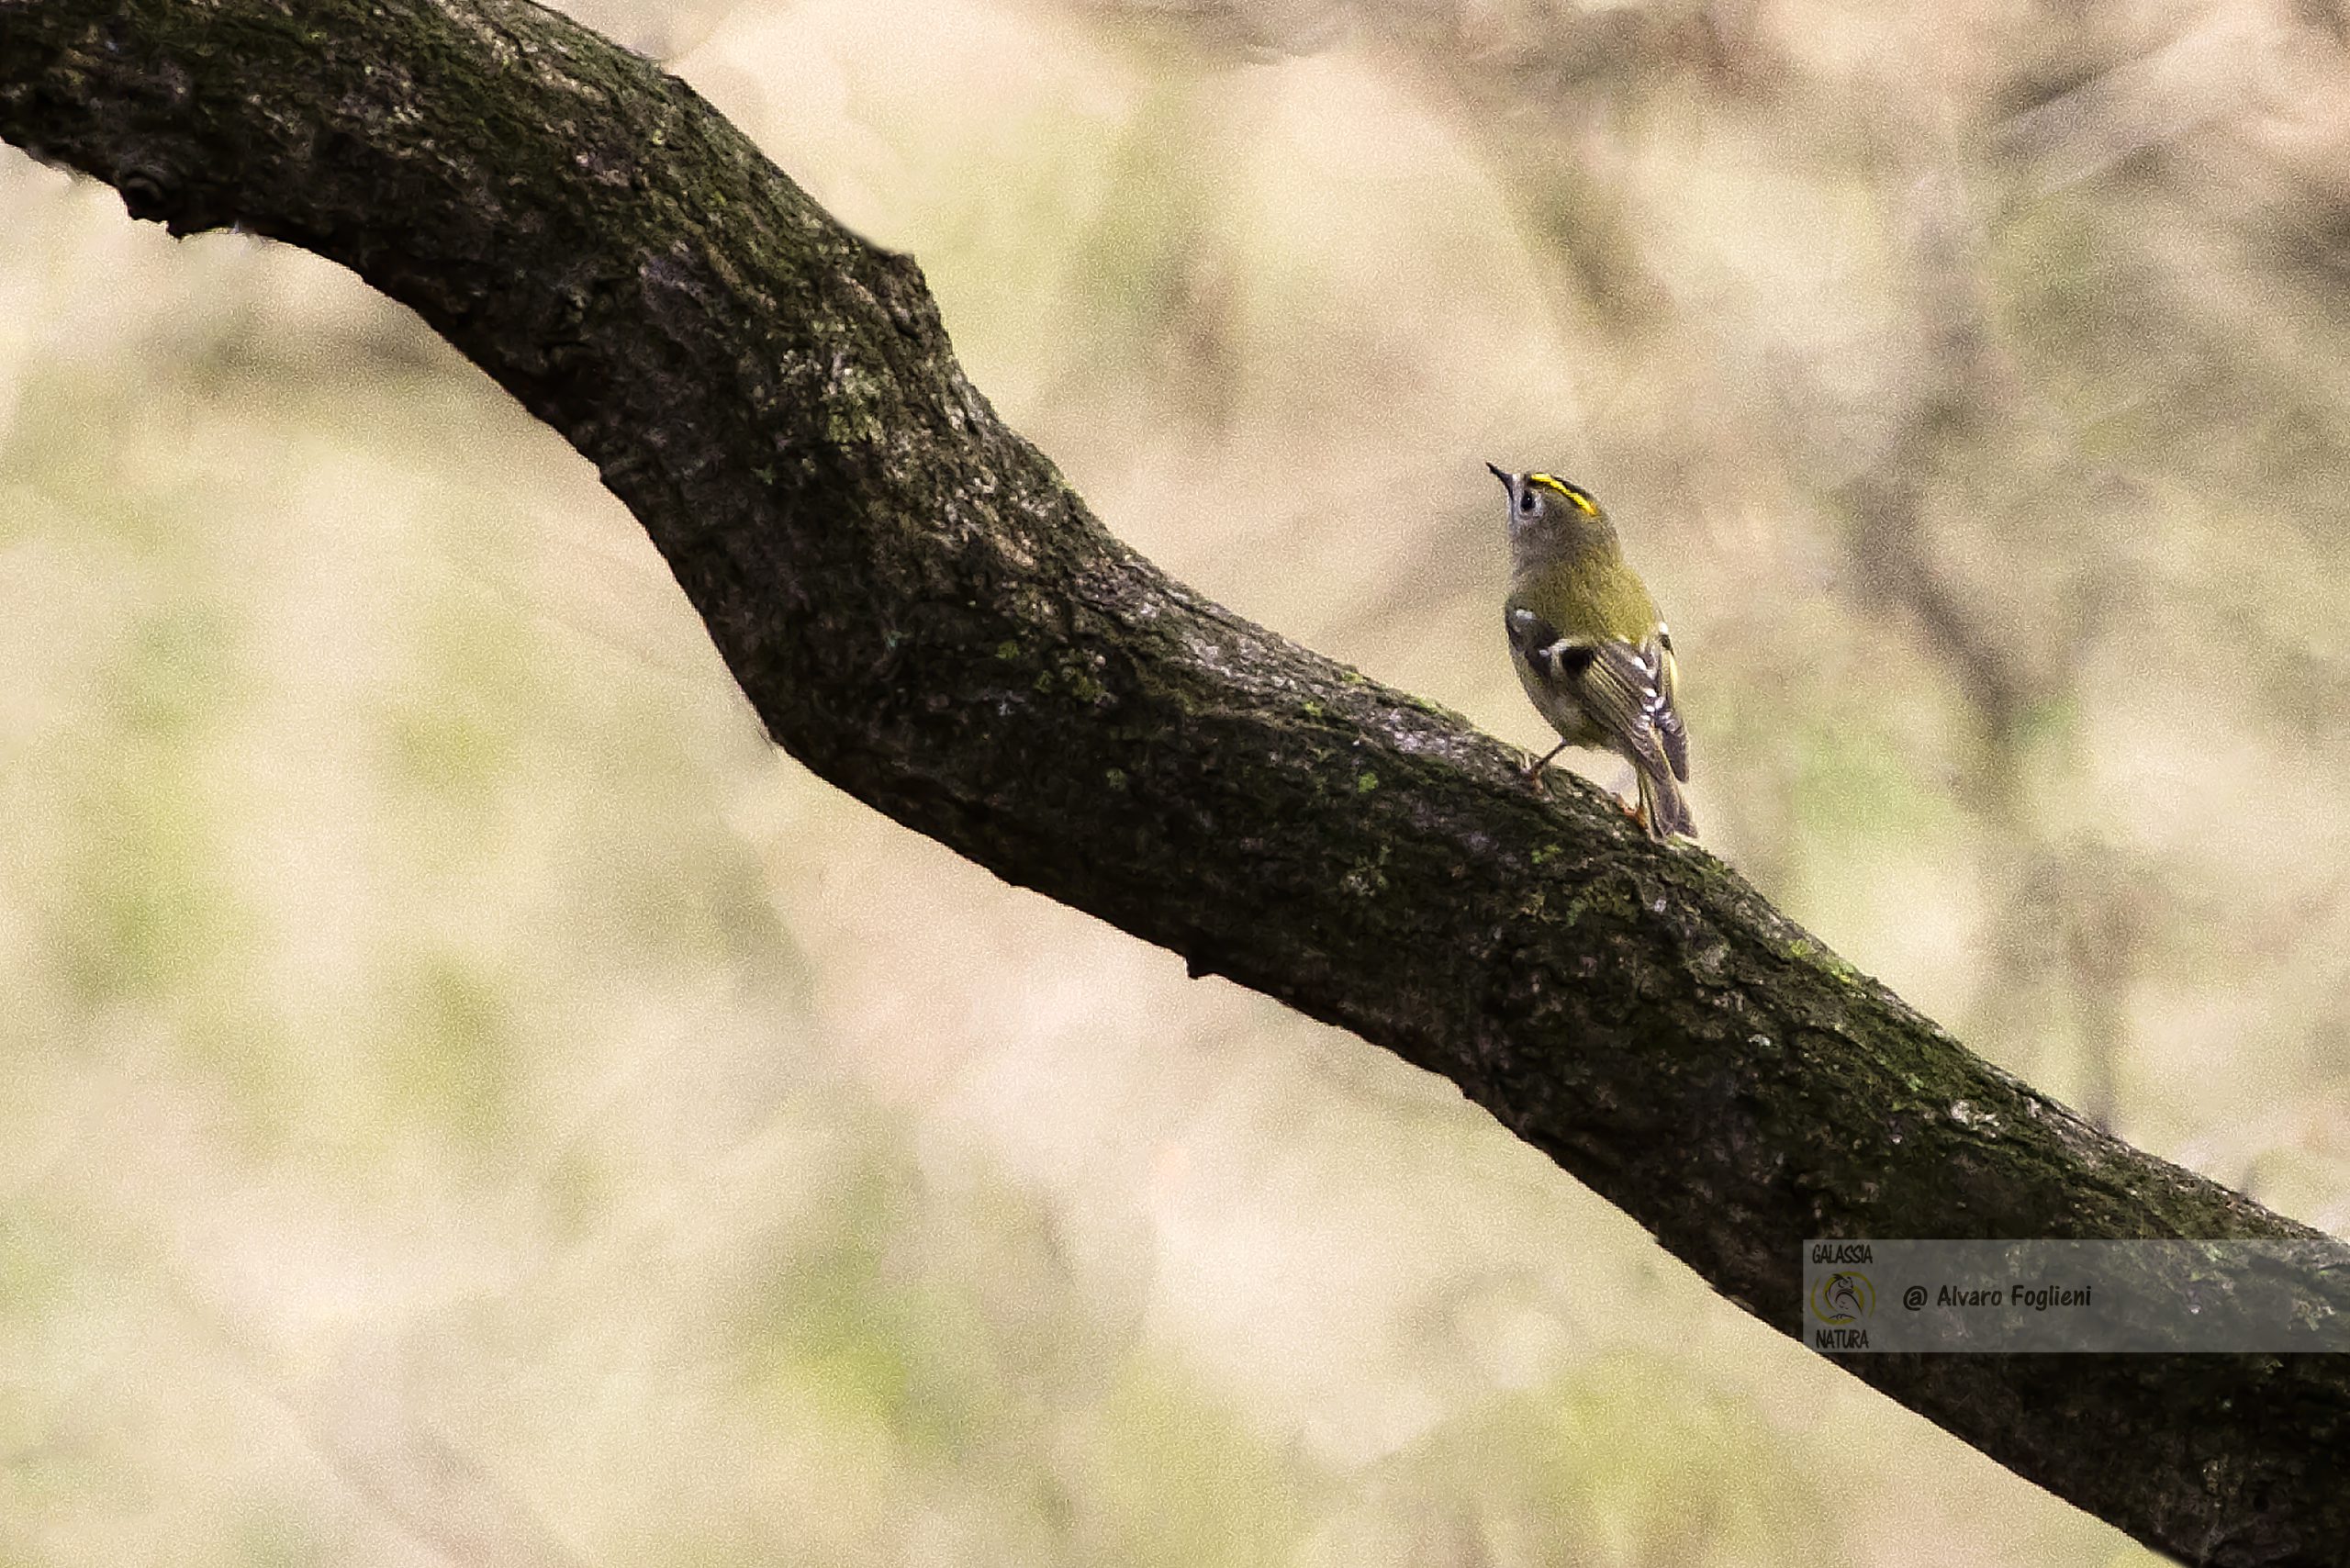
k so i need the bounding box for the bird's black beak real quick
[1485,461,1512,488]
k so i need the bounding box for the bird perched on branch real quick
[1489,465,1695,841]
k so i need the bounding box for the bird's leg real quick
[1520,741,1569,784]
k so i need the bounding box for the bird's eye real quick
[1517,489,1538,515]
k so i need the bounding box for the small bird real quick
[1490,464,1695,841]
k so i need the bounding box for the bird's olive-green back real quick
[1507,550,1662,648]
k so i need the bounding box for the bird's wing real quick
[1515,616,1680,785]
[1654,632,1690,782]
[1504,610,1692,785]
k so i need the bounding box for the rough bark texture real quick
[2,1,2345,1560]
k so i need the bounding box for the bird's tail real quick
[1637,765,1697,842]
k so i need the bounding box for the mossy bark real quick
[2,2,2345,1560]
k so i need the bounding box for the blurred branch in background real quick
[1832,155,2148,1127]
[1357,1,1693,331]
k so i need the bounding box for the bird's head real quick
[1487,464,1616,564]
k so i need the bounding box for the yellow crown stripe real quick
[1527,473,1599,516]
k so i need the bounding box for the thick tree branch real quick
[2,2,2345,1560]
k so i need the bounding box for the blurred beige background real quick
[6,0,2348,1561]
